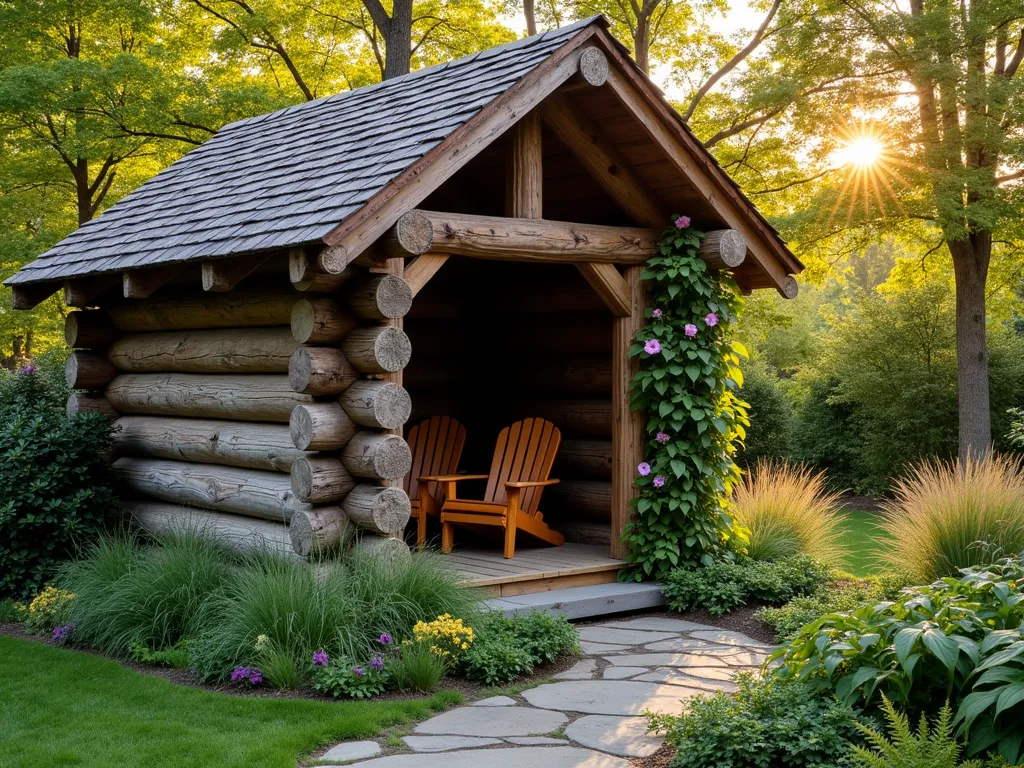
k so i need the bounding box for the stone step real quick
[484,582,665,620]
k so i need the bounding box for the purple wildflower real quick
[652,476,666,488]
[655,432,671,444]
[313,650,329,668]
[16,363,37,376]
[705,313,719,327]
[353,667,365,677]
[231,667,251,683]
[637,462,651,477]
[52,624,74,643]
[643,339,662,355]
[370,654,385,672]
[675,215,691,229]
[684,324,698,338]
[652,308,663,319]
[248,669,263,685]
[378,632,392,645]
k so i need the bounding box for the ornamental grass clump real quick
[880,454,1024,582]
[734,460,845,564]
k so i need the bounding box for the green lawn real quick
[835,507,891,577]
[0,636,460,768]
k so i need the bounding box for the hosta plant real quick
[774,556,1024,762]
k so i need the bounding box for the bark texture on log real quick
[65,311,120,348]
[107,327,297,373]
[352,535,411,565]
[129,501,296,557]
[555,439,613,480]
[343,485,411,534]
[288,347,358,395]
[108,292,296,332]
[67,392,119,420]
[290,457,356,503]
[115,457,313,521]
[347,274,413,320]
[289,403,359,451]
[290,298,356,344]
[66,351,118,390]
[106,374,310,422]
[341,432,413,480]
[341,326,412,374]
[699,230,746,269]
[289,506,353,557]
[112,416,306,472]
[338,380,411,429]
[290,248,352,292]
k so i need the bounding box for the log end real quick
[779,275,799,300]
[578,48,609,87]
[67,392,119,420]
[319,245,349,275]
[369,274,413,319]
[394,211,435,256]
[371,382,412,430]
[718,230,747,268]
[289,507,353,557]
[374,327,413,373]
[289,406,316,451]
[344,484,411,535]
[343,433,413,480]
[353,535,411,567]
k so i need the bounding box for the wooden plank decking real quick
[443,542,626,597]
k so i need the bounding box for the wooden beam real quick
[123,264,183,299]
[289,247,351,292]
[576,263,631,317]
[10,282,60,310]
[404,253,450,298]
[64,275,119,307]
[539,95,665,229]
[506,111,543,219]
[202,254,271,292]
[611,265,646,558]
[321,212,434,273]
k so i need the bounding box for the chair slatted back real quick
[405,416,466,503]
[483,418,561,515]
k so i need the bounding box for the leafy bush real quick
[880,454,1024,582]
[774,557,1024,763]
[664,556,832,616]
[311,654,389,699]
[462,610,579,685]
[734,461,844,563]
[0,362,119,598]
[0,599,25,623]
[648,673,863,768]
[1009,408,1024,448]
[389,639,446,693]
[129,641,192,669]
[758,570,911,639]
[737,362,794,467]
[23,585,75,634]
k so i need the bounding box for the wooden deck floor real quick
[442,543,626,597]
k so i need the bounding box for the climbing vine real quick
[622,216,749,581]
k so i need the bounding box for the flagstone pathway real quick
[314,616,774,767]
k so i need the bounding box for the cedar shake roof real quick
[7,16,801,288]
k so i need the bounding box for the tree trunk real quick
[948,233,992,457]
[523,0,537,35]
[383,0,413,80]
[634,13,650,75]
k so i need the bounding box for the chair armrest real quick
[419,474,489,483]
[504,479,560,489]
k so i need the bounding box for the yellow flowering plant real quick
[412,613,474,664]
[24,586,75,634]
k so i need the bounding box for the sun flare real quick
[825,123,910,226]
[835,135,885,168]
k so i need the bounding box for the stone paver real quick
[344,747,632,768]
[322,741,382,761]
[606,617,715,632]
[634,668,740,693]
[577,626,676,645]
[565,715,664,757]
[689,629,762,646]
[554,659,598,680]
[523,680,699,715]
[507,736,571,745]
[415,706,567,737]
[579,641,630,655]
[642,636,734,652]
[402,736,502,752]
[602,666,648,680]
[604,653,731,668]
[471,695,517,707]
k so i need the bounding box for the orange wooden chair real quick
[404,415,467,548]
[433,418,564,559]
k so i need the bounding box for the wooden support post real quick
[576,263,632,317]
[506,111,543,219]
[403,254,449,298]
[10,282,60,310]
[202,254,271,292]
[64,275,119,307]
[123,264,183,299]
[611,265,646,558]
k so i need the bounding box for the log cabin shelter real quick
[5,16,802,596]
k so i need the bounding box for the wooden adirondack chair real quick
[434,418,564,559]
[404,416,467,548]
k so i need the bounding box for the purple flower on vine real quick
[652,308,662,319]
[652,476,666,488]
[705,313,719,327]
[655,432,670,444]
[684,324,698,338]
[644,339,662,355]
[675,215,691,229]
[637,462,651,477]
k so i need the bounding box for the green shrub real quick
[880,455,1024,582]
[128,640,192,669]
[461,610,579,685]
[774,556,1024,763]
[23,585,75,634]
[1009,408,1024,448]
[735,461,844,563]
[311,654,389,699]
[389,639,446,693]
[664,556,832,616]
[0,362,119,598]
[0,599,26,623]
[757,570,910,639]
[737,362,794,467]
[648,673,863,768]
